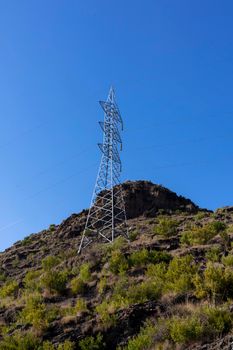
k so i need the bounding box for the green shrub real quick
[57,341,75,350]
[146,262,167,279]
[165,255,197,293]
[70,276,85,295]
[222,254,233,266]
[0,332,40,349]
[126,280,161,304]
[205,246,221,262]
[195,212,207,220]
[148,250,172,264]
[202,306,232,336]
[168,315,203,343]
[121,306,233,348]
[98,276,107,294]
[129,249,171,268]
[111,276,128,300]
[20,294,58,332]
[96,300,117,329]
[146,256,197,295]
[42,342,55,350]
[70,263,91,295]
[181,221,226,246]
[42,341,75,350]
[206,263,233,301]
[129,230,138,242]
[21,235,34,246]
[49,224,56,232]
[110,273,161,307]
[193,273,207,299]
[194,262,233,301]
[167,305,232,345]
[79,263,91,283]
[0,280,18,298]
[129,249,149,267]
[79,333,105,350]
[41,270,68,295]
[42,256,60,271]
[220,230,230,250]
[75,298,88,313]
[41,256,67,294]
[109,250,128,274]
[154,218,179,237]
[103,236,128,254]
[119,322,155,350]
[24,270,42,291]
[210,221,227,233]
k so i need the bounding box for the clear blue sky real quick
[0,1,233,251]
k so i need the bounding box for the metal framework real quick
[78,87,128,253]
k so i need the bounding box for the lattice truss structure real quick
[78,87,128,253]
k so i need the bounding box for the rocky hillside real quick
[1,181,233,350]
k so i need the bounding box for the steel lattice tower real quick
[78,87,128,253]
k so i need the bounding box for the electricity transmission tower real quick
[78,87,128,253]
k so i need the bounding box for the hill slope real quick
[1,181,233,350]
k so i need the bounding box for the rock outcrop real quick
[122,180,200,218]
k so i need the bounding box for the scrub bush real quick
[24,270,42,291]
[70,263,91,295]
[70,277,85,295]
[42,256,60,271]
[41,256,67,295]
[79,333,105,350]
[119,322,155,350]
[222,254,233,266]
[194,262,233,301]
[79,263,91,283]
[0,332,40,350]
[205,246,221,262]
[129,249,171,268]
[168,315,203,343]
[20,294,58,332]
[165,255,197,293]
[0,280,18,298]
[109,250,128,274]
[181,221,226,246]
[154,218,179,237]
[41,270,68,295]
